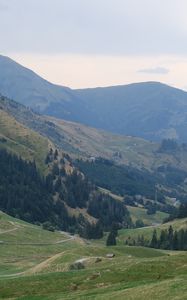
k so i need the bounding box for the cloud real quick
[138,67,169,74]
[1,0,187,55]
[0,1,9,12]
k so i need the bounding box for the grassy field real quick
[0,211,74,276]
[127,206,169,225]
[0,212,187,299]
[0,110,50,171]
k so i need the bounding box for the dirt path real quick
[0,251,66,278]
[0,230,75,245]
[0,233,82,278]
[0,227,18,235]
[26,251,65,275]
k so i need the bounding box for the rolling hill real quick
[1,55,187,141]
[0,211,186,300]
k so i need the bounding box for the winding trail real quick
[0,232,79,278]
[0,230,75,245]
[0,227,18,235]
[0,251,66,278]
[26,251,65,275]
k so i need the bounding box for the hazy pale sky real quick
[1,0,187,89]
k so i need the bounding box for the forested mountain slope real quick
[2,95,187,173]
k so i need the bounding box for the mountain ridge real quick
[2,94,187,173]
[1,55,187,141]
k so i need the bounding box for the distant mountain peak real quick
[1,55,187,141]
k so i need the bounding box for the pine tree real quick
[173,231,179,250]
[150,229,158,248]
[54,149,59,160]
[106,230,117,246]
[159,229,168,249]
[168,225,174,249]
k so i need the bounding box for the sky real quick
[1,0,187,89]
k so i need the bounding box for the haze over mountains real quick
[1,55,187,142]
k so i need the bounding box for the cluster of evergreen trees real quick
[75,158,187,215]
[0,149,54,223]
[0,149,133,239]
[106,224,119,246]
[0,149,76,230]
[88,193,132,231]
[150,226,187,250]
[46,150,133,235]
[125,226,187,250]
[165,203,187,222]
[158,139,179,153]
[75,158,157,199]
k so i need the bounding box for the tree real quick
[54,149,59,160]
[106,230,117,246]
[178,203,187,218]
[173,231,179,250]
[150,229,158,248]
[168,225,174,249]
[159,229,168,249]
[42,221,55,232]
[135,219,145,228]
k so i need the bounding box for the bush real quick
[69,262,85,270]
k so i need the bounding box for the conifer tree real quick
[150,229,158,248]
[106,230,117,246]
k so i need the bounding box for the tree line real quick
[125,225,187,251]
[0,149,133,239]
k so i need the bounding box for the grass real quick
[0,212,187,299]
[127,206,169,225]
[0,110,50,171]
[0,250,186,299]
[50,116,187,173]
[0,211,74,276]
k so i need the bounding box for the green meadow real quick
[0,212,187,299]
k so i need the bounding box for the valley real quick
[0,56,187,299]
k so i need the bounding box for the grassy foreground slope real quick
[0,212,186,300]
[0,211,76,277]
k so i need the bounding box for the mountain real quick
[1,55,187,141]
[0,95,134,236]
[74,83,187,141]
[1,94,187,216]
[3,94,187,173]
[0,55,75,110]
